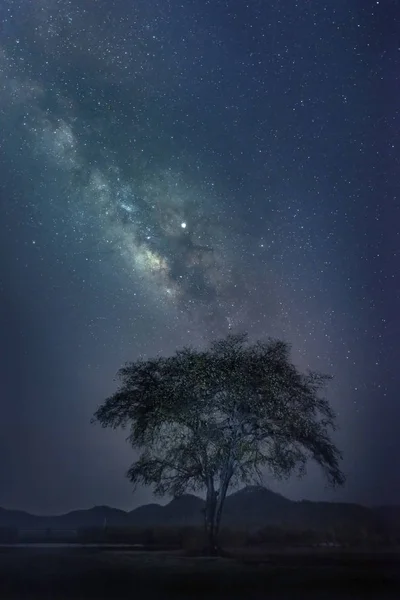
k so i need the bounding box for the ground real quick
[0,546,399,598]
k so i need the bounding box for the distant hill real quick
[1,487,399,533]
[222,486,292,528]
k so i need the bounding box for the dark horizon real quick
[1,0,398,514]
[1,484,398,522]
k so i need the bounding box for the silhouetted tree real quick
[93,333,345,554]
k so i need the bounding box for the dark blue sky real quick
[0,0,398,514]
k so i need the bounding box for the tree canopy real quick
[93,333,345,551]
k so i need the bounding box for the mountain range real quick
[1,486,398,533]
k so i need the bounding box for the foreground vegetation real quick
[0,543,398,599]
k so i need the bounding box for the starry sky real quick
[0,0,398,514]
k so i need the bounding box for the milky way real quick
[1,0,397,512]
[0,33,261,336]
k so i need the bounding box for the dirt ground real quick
[0,546,399,599]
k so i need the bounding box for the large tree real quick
[93,333,345,553]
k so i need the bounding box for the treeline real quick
[2,524,400,549]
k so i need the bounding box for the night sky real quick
[0,0,398,514]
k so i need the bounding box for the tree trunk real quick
[202,465,234,555]
[214,463,234,541]
[203,480,218,555]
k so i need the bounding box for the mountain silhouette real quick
[0,487,398,533]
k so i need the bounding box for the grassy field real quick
[0,546,399,599]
